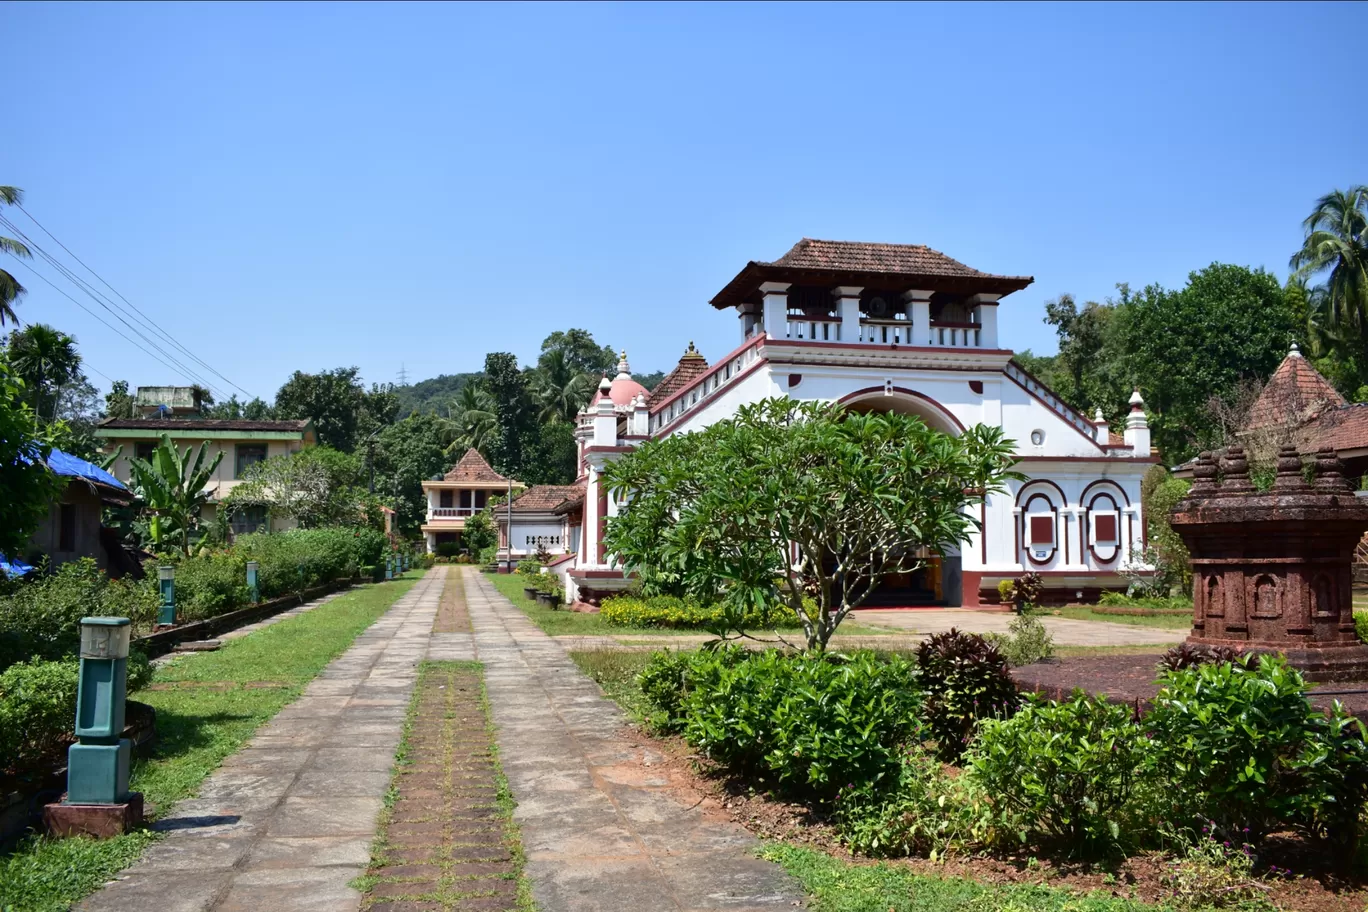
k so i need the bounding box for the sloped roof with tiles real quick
[710,238,1034,309]
[1297,405,1368,453]
[508,484,583,513]
[1245,346,1346,431]
[97,417,312,434]
[648,342,710,407]
[443,448,510,484]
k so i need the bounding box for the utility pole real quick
[505,476,513,571]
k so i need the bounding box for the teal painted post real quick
[67,618,133,804]
[246,560,259,603]
[157,566,175,626]
[385,557,393,580]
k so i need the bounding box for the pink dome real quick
[607,376,648,406]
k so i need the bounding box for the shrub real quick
[965,692,1152,858]
[516,559,540,577]
[834,748,975,858]
[679,650,921,801]
[164,550,248,621]
[1356,611,1367,644]
[1160,833,1276,911]
[1098,591,1194,613]
[0,559,158,670]
[916,629,1020,761]
[993,613,1055,667]
[352,528,388,568]
[601,594,801,630]
[1146,655,1368,850]
[1010,572,1044,608]
[1158,642,1243,672]
[435,541,462,558]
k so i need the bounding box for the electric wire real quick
[14,203,254,399]
[0,214,225,396]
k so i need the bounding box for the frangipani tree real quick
[602,398,1019,651]
[127,433,223,554]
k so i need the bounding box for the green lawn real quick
[483,569,889,638]
[0,571,422,912]
[763,844,1167,911]
[1049,606,1192,629]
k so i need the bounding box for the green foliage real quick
[675,649,922,802]
[126,432,224,554]
[435,541,462,558]
[600,594,800,630]
[1146,655,1368,849]
[834,748,975,858]
[393,371,482,416]
[1097,591,1193,613]
[1290,186,1368,390]
[636,648,707,733]
[273,366,397,452]
[1141,471,1192,594]
[0,360,63,559]
[1159,833,1277,911]
[603,398,1018,651]
[992,613,1055,667]
[373,412,451,534]
[996,579,1015,604]
[0,558,157,670]
[966,692,1152,858]
[916,629,1020,761]
[515,559,540,576]
[1356,611,1367,643]
[462,509,497,555]
[5,323,81,422]
[225,446,382,531]
[234,527,364,598]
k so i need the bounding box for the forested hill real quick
[395,368,666,416]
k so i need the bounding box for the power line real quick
[14,203,255,400]
[4,253,212,389]
[0,215,224,397]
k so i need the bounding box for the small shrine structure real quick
[1171,443,1368,682]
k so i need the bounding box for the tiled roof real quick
[1297,404,1368,453]
[97,418,311,433]
[710,238,1034,309]
[769,238,1021,279]
[648,342,710,407]
[509,484,582,513]
[1245,349,1345,430]
[443,448,509,483]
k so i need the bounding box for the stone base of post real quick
[43,793,144,839]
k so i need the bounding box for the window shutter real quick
[1094,513,1118,543]
[1029,515,1054,545]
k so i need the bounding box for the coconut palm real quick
[442,382,498,455]
[531,348,596,424]
[127,432,224,555]
[0,187,32,328]
[1291,186,1368,367]
[5,323,81,420]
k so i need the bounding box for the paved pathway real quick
[463,569,803,912]
[83,570,443,912]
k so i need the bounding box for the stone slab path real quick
[82,570,444,912]
[463,569,804,912]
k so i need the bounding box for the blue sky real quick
[6,1,1365,404]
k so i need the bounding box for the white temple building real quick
[503,239,1157,608]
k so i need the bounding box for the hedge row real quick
[600,594,801,630]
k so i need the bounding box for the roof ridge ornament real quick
[616,350,631,379]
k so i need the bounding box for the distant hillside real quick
[394,373,482,415]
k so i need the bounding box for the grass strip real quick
[1048,606,1191,630]
[357,660,533,910]
[760,843,1166,912]
[483,569,889,638]
[0,571,422,912]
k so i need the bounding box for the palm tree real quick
[1291,186,1368,368]
[0,187,32,328]
[127,433,224,555]
[5,323,81,421]
[442,382,498,455]
[531,348,595,424]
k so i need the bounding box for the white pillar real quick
[424,531,436,554]
[1124,388,1151,457]
[1062,506,1086,569]
[968,294,1001,349]
[832,286,863,343]
[903,290,932,346]
[1093,407,1110,445]
[630,393,649,435]
[761,282,791,340]
[593,377,616,447]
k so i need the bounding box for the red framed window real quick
[1094,513,1118,544]
[1029,514,1054,546]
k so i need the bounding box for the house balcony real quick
[428,506,479,521]
[781,315,987,348]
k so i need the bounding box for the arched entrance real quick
[833,388,966,607]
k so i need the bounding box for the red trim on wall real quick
[648,335,767,416]
[596,489,608,564]
[1014,478,1068,507]
[1080,478,1131,506]
[1022,492,1059,566]
[771,339,1015,357]
[961,570,983,608]
[836,386,968,433]
[654,359,768,439]
[1086,492,1121,565]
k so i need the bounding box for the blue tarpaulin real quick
[0,556,35,578]
[44,449,127,491]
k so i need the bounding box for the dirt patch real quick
[433,571,473,634]
[606,726,1368,911]
[1013,654,1368,718]
[361,665,520,912]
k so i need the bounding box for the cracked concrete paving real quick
[462,568,805,912]
[81,569,445,912]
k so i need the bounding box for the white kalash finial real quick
[615,349,631,380]
[1094,407,1105,423]
[1289,342,1303,359]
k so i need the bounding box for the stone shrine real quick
[1171,444,1368,682]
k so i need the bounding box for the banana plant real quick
[127,433,224,555]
